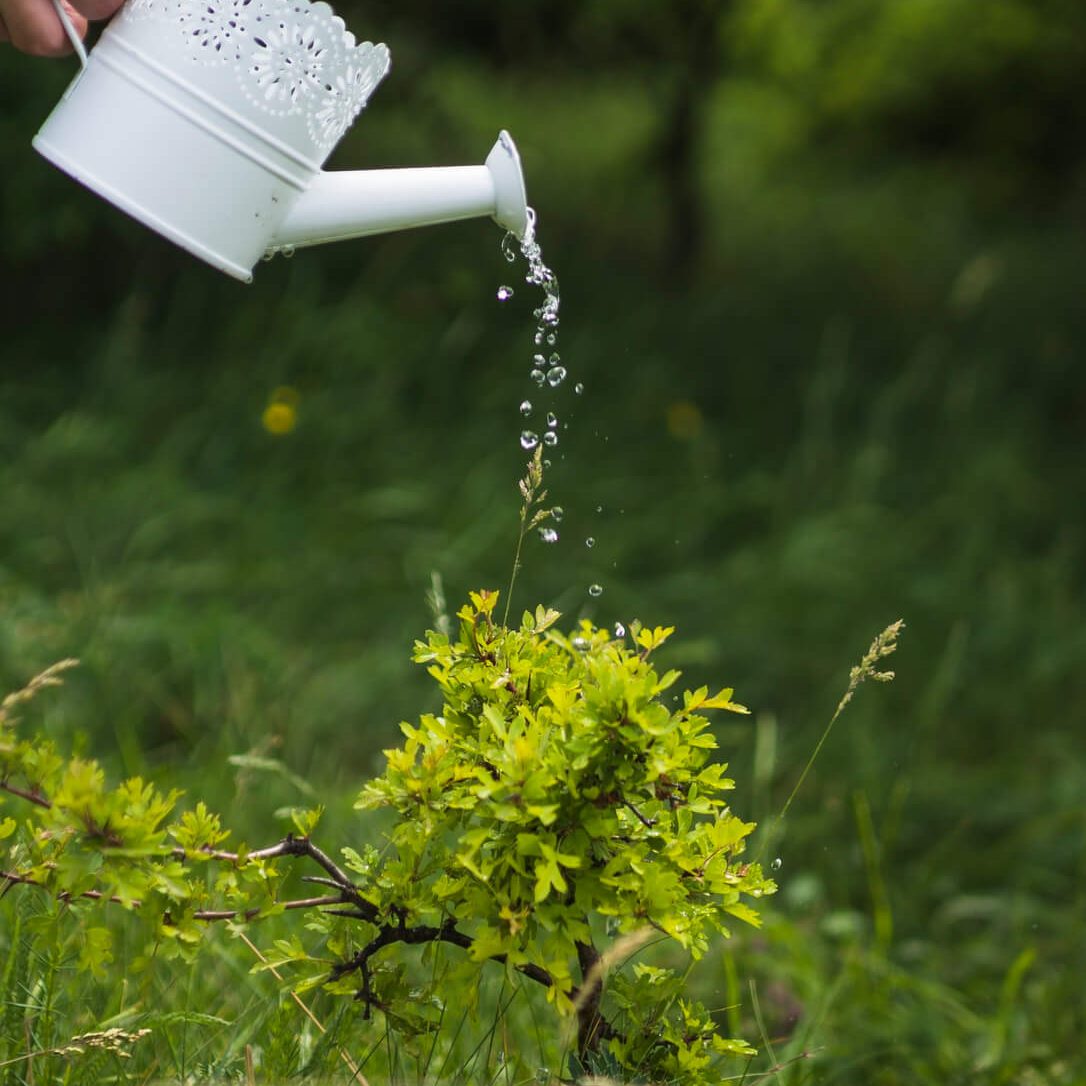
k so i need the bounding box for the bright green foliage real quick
[354,590,775,1081]
[0,665,284,964]
[1,599,774,1085]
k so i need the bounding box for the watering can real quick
[32,0,529,282]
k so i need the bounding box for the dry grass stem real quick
[0,658,79,728]
[236,930,371,1086]
[570,928,656,1021]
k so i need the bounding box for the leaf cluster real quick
[0,667,283,972]
[353,590,774,1080]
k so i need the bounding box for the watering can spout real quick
[269,132,529,255]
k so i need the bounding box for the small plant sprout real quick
[505,445,560,625]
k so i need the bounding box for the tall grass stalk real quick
[759,620,904,861]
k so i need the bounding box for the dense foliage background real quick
[1,0,1085,1081]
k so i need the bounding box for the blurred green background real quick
[2,0,1085,1080]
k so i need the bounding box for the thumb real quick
[0,0,88,56]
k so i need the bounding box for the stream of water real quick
[498,210,605,604]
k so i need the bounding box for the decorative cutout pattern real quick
[123,0,390,153]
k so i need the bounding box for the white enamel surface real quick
[33,0,529,279]
[271,133,530,250]
[110,0,390,162]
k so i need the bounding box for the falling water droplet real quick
[546,333,557,345]
[546,412,558,428]
[551,506,564,522]
[530,369,546,387]
[520,400,533,417]
[533,353,546,367]
[281,244,296,259]
[548,352,561,366]
[596,505,603,514]
[547,366,567,388]
[585,537,596,548]
[501,232,519,263]
[520,431,539,450]
[571,635,590,652]
[771,857,783,871]
[543,431,558,447]
[539,527,559,544]
[574,382,585,395]
[588,584,604,598]
[497,285,514,301]
[614,622,626,638]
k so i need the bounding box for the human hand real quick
[0,0,122,56]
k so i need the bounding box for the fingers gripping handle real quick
[51,0,88,67]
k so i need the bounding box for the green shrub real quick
[1,590,773,1085]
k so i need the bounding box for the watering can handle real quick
[51,0,89,68]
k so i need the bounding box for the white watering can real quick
[33,0,529,282]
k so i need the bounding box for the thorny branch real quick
[329,914,556,1017]
[0,869,348,922]
[0,780,50,809]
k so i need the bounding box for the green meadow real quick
[1,1,1084,1081]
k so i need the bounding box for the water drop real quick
[530,369,546,386]
[771,857,783,871]
[281,244,296,259]
[546,412,558,428]
[534,332,544,345]
[546,333,557,345]
[543,458,552,469]
[520,430,539,451]
[574,382,585,395]
[497,285,514,301]
[596,505,603,513]
[536,1069,551,1086]
[548,352,561,366]
[571,635,590,652]
[551,506,564,523]
[585,537,596,548]
[519,400,533,417]
[547,366,567,388]
[501,232,519,263]
[614,622,626,638]
[543,431,558,447]
[533,353,546,367]
[588,584,603,598]
[539,527,559,544]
